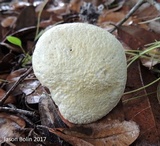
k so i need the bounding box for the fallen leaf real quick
[47,3,69,15]
[0,88,15,104]
[134,5,160,22]
[98,11,132,27]
[0,50,16,73]
[12,1,30,10]
[0,74,8,84]
[122,60,160,145]
[39,93,67,128]
[118,25,160,67]
[118,25,160,50]
[68,0,83,12]
[49,120,139,146]
[0,42,23,53]
[6,68,27,82]
[37,93,68,145]
[20,79,40,95]
[49,128,94,146]
[148,20,160,34]
[5,68,37,96]
[48,101,139,146]
[26,85,44,104]
[0,113,25,144]
[1,16,17,28]
[14,5,36,31]
[140,64,160,143]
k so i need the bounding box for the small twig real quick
[110,0,146,33]
[0,106,39,117]
[0,67,33,106]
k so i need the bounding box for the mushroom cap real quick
[32,23,127,124]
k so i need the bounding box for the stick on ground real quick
[110,0,146,33]
[0,67,33,106]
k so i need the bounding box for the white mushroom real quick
[32,23,127,124]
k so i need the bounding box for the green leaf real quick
[6,36,22,48]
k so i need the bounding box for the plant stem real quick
[124,77,160,95]
[35,0,48,39]
[123,91,156,103]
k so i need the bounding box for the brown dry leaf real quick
[140,49,160,69]
[26,85,44,104]
[5,69,39,96]
[19,79,40,95]
[47,3,69,15]
[49,103,138,146]
[6,68,27,82]
[123,61,160,145]
[118,25,160,50]
[0,42,23,53]
[140,59,158,69]
[49,128,94,146]
[0,51,16,73]
[118,24,160,145]
[98,11,132,29]
[69,0,83,12]
[134,5,160,23]
[1,16,17,28]
[38,93,66,128]
[99,12,127,24]
[148,20,160,34]
[0,74,8,84]
[118,24,160,68]
[0,88,15,104]
[140,64,160,143]
[0,113,26,144]
[12,1,30,10]
[49,120,139,146]
[14,5,36,31]
[5,68,27,95]
[66,120,139,146]
[43,92,137,145]
[69,0,105,13]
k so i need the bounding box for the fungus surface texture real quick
[32,23,127,124]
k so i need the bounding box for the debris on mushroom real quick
[32,23,127,124]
